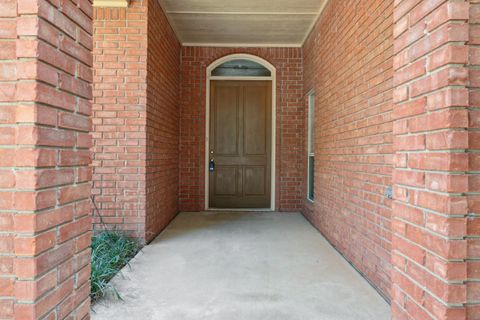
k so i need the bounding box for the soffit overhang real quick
[158,0,328,47]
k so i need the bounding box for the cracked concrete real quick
[92,212,390,320]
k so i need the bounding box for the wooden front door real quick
[209,80,272,208]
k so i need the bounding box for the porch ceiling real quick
[158,0,328,47]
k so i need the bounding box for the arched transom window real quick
[211,59,272,77]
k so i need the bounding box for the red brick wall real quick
[0,3,19,315]
[179,47,304,212]
[93,1,147,239]
[303,0,394,300]
[392,0,475,319]
[468,2,480,317]
[0,0,93,318]
[145,0,181,242]
[93,0,180,242]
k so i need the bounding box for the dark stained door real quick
[209,80,272,208]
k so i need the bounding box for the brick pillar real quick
[92,1,148,239]
[392,1,473,319]
[468,1,480,317]
[0,0,93,318]
[92,0,180,242]
[0,2,18,316]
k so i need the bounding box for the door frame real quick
[205,54,276,211]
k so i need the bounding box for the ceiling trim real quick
[182,42,303,48]
[166,11,319,15]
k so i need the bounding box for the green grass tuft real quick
[90,231,140,301]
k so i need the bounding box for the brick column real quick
[468,1,480,317]
[92,1,148,239]
[393,1,473,319]
[0,0,93,318]
[92,0,180,242]
[0,2,18,316]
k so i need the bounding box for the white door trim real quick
[205,53,276,211]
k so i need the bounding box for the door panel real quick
[209,81,271,209]
[244,86,266,155]
[215,166,237,195]
[244,166,265,196]
[215,86,239,156]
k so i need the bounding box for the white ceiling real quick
[158,0,328,47]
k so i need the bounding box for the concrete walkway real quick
[92,212,390,320]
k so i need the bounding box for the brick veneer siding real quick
[93,1,147,239]
[392,0,477,319]
[145,0,181,242]
[92,0,180,241]
[468,1,480,317]
[0,0,93,318]
[303,0,394,300]
[3,0,475,317]
[179,47,304,212]
[0,4,18,315]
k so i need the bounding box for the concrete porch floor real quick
[91,212,390,320]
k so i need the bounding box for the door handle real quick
[209,158,215,172]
